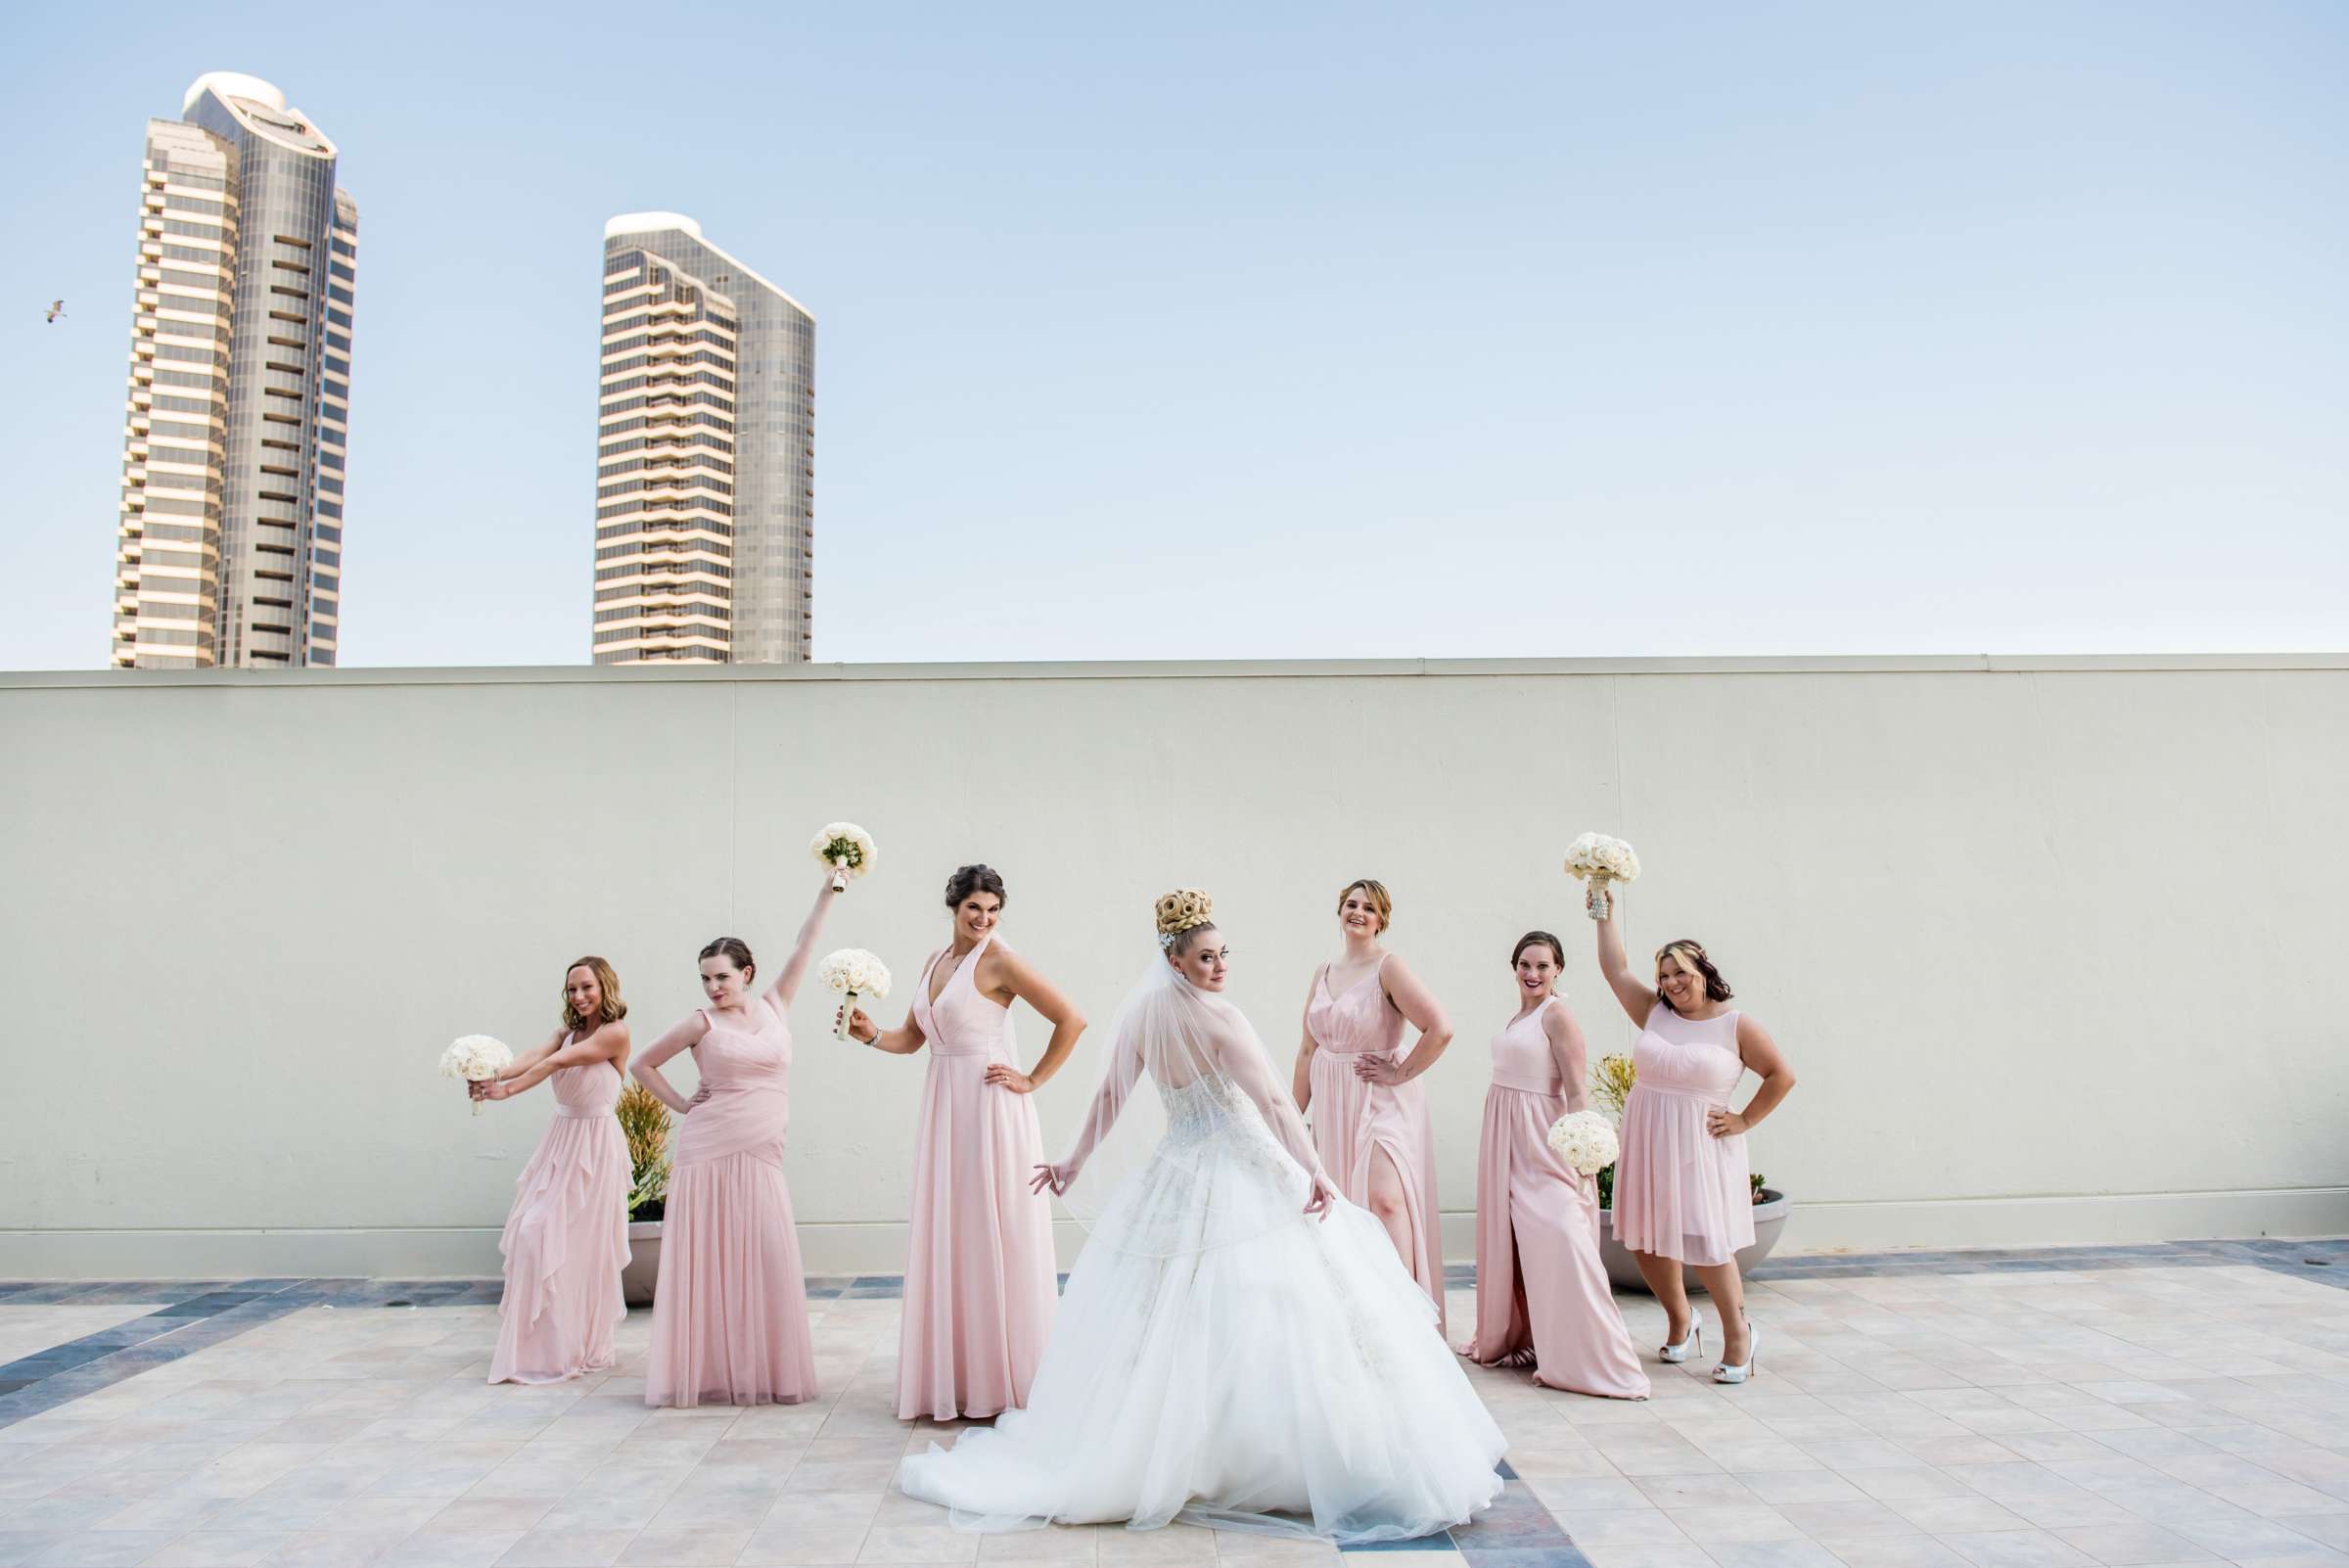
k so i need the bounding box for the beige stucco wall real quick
[4,656,2343,1278]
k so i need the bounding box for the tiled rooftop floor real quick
[1,1239,2344,1567]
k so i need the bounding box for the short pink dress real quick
[1460,998,1648,1399]
[1306,955,1444,1329]
[488,1047,629,1385]
[1613,1005,1754,1267]
[643,1001,817,1407]
[897,934,1058,1420]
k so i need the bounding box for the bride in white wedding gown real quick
[898,890,1506,1545]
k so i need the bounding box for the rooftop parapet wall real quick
[4,655,2343,1276]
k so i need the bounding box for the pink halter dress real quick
[896,934,1058,1420]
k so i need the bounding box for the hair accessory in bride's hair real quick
[1154,889,1214,951]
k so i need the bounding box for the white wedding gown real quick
[898,962,1506,1545]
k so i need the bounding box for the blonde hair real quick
[561,956,628,1033]
[1653,941,1733,1010]
[1336,878,1392,934]
[1155,889,1216,952]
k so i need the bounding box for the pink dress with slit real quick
[487,1046,629,1384]
[897,934,1058,1420]
[1305,955,1445,1329]
[643,1001,817,1407]
[1458,997,1648,1399]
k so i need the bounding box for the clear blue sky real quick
[4,1,2343,669]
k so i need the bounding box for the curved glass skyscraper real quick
[112,72,358,669]
[594,213,814,665]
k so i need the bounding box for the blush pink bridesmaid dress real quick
[1614,1005,1754,1266]
[487,1046,630,1385]
[1305,956,1445,1329]
[643,1002,817,1407]
[897,934,1058,1420]
[1458,998,1648,1399]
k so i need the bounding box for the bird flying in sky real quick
[45,300,65,323]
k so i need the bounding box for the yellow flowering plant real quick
[617,1082,671,1222]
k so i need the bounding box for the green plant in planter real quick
[1585,1051,1768,1210]
[617,1082,672,1222]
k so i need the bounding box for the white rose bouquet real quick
[439,1035,513,1118]
[811,822,877,893]
[1546,1108,1621,1176]
[1564,831,1640,920]
[818,948,892,1040]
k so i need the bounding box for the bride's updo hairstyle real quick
[1155,889,1217,954]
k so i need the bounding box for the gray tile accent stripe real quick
[0,1277,499,1428]
[2,1234,2337,1435]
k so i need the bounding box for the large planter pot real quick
[1599,1191,1789,1293]
[622,1220,662,1308]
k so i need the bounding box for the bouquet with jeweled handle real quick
[1565,831,1640,920]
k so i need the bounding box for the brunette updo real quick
[944,864,1007,911]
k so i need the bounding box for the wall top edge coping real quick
[5,652,2346,693]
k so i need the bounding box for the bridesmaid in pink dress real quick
[473,956,632,1385]
[1591,891,1796,1384]
[1292,879,1453,1328]
[1457,933,1647,1399]
[632,877,841,1407]
[840,864,1087,1420]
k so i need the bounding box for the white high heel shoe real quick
[1659,1320,1702,1363]
[1713,1320,1762,1384]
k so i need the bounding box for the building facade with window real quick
[111,72,358,670]
[594,213,813,665]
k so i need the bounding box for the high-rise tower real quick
[112,72,358,669]
[594,213,813,665]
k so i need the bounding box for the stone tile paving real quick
[0,1240,2340,1566]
